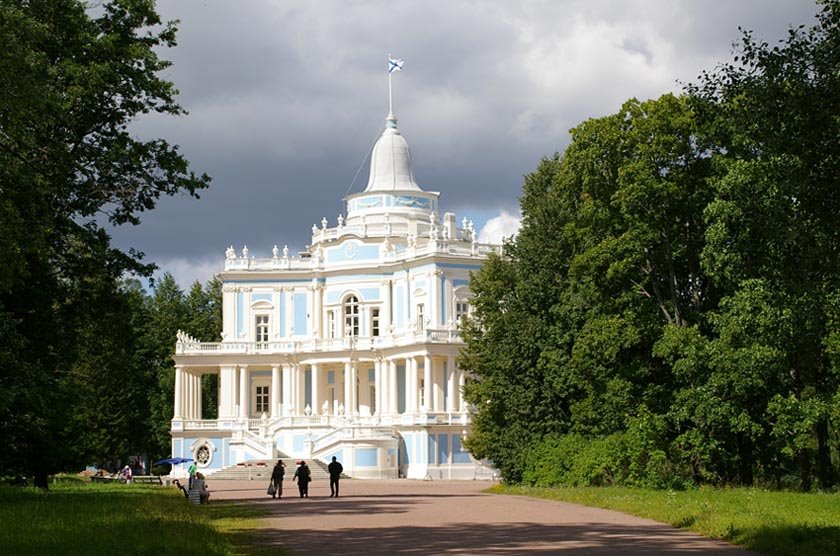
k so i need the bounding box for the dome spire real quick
[362,55,418,192]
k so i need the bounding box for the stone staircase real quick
[208,458,347,481]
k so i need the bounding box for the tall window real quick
[455,300,471,322]
[416,303,425,330]
[344,295,359,337]
[327,310,336,339]
[371,307,381,337]
[255,385,269,414]
[255,315,269,343]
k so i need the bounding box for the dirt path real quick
[209,478,755,555]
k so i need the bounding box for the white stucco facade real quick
[170,111,500,479]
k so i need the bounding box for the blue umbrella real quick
[153,457,194,466]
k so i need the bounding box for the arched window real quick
[344,295,360,337]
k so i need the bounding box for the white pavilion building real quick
[170,108,501,479]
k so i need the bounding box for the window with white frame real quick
[416,303,425,330]
[327,310,336,339]
[255,315,269,343]
[371,307,381,337]
[455,300,471,322]
[344,295,359,337]
[255,385,269,414]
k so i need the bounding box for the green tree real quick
[144,274,222,457]
[463,94,715,483]
[0,0,209,487]
[684,0,840,489]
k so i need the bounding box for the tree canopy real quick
[462,1,840,490]
[0,0,210,487]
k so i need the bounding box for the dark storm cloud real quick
[109,0,820,287]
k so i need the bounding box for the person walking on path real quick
[293,460,311,498]
[271,459,286,499]
[328,456,343,497]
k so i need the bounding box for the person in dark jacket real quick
[328,456,343,497]
[293,460,311,498]
[270,459,286,499]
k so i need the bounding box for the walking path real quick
[210,479,755,555]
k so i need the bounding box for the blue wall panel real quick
[397,365,406,414]
[326,449,344,464]
[279,291,286,337]
[438,433,450,464]
[293,434,306,453]
[294,292,307,335]
[358,287,380,301]
[394,285,404,326]
[452,434,471,463]
[356,448,378,467]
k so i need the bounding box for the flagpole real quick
[388,53,393,116]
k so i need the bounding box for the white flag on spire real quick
[388,57,404,74]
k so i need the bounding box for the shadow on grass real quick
[739,524,840,556]
[0,484,231,556]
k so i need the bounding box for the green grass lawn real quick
[0,478,270,556]
[492,484,840,556]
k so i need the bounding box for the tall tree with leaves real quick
[0,0,209,487]
[683,0,840,488]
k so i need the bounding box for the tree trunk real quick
[33,471,49,490]
[798,450,812,491]
[815,418,835,489]
[737,434,754,485]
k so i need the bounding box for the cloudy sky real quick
[113,0,820,288]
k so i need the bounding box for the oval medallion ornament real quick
[344,242,358,259]
[196,445,211,465]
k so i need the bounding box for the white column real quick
[311,363,320,415]
[447,355,457,412]
[282,363,292,414]
[389,359,398,414]
[343,362,352,414]
[351,362,359,415]
[174,366,184,419]
[384,280,393,332]
[374,359,382,415]
[313,282,322,338]
[407,357,417,412]
[193,372,200,419]
[429,271,439,327]
[190,372,198,419]
[218,366,235,418]
[422,354,432,412]
[433,358,443,412]
[238,365,248,418]
[196,372,203,419]
[184,370,192,419]
[271,364,280,418]
[293,363,303,415]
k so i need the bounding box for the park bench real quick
[90,475,119,483]
[131,475,163,484]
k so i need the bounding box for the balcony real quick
[175,327,464,356]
